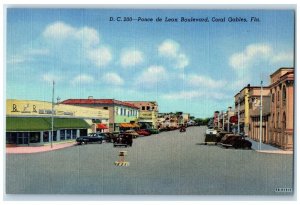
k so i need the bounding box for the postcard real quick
[5,6,295,198]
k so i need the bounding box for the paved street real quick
[6,126,293,195]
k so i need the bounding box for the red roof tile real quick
[61,99,139,109]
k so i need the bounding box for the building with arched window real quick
[269,67,294,150]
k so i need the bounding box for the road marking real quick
[114,161,130,166]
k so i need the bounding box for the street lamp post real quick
[222,111,224,130]
[238,96,240,134]
[259,80,263,150]
[51,80,55,149]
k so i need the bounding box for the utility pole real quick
[238,96,240,134]
[222,111,224,130]
[259,80,263,150]
[227,108,230,132]
[51,80,55,149]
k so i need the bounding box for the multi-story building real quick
[248,87,271,143]
[234,85,251,135]
[6,99,109,146]
[269,68,294,150]
[124,101,158,129]
[61,97,139,132]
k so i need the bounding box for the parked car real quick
[113,133,133,147]
[124,130,140,138]
[76,133,105,145]
[102,132,118,143]
[204,127,218,144]
[136,129,151,136]
[220,134,252,149]
[145,128,160,134]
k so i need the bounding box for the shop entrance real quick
[17,133,29,145]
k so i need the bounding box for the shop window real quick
[43,131,49,142]
[52,131,57,141]
[60,130,66,140]
[72,129,77,139]
[80,129,87,137]
[29,132,40,143]
[6,132,17,144]
[66,130,71,140]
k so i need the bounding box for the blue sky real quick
[6,9,294,118]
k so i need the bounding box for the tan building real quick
[234,85,251,135]
[269,68,294,150]
[6,99,109,146]
[248,87,271,143]
[61,98,139,132]
[124,101,158,129]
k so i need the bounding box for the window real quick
[72,130,77,139]
[272,93,275,102]
[142,106,145,110]
[52,131,57,141]
[277,112,280,128]
[124,109,126,116]
[103,107,108,110]
[60,130,66,140]
[147,106,150,110]
[66,130,71,140]
[29,132,40,143]
[277,91,280,102]
[282,112,286,129]
[43,131,49,142]
[282,86,287,105]
[120,108,123,116]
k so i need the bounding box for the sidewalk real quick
[245,137,293,155]
[6,142,77,154]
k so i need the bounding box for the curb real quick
[255,150,293,155]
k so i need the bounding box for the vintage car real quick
[113,133,133,147]
[124,130,140,138]
[204,127,218,144]
[220,134,252,149]
[145,128,160,134]
[102,132,118,143]
[136,129,151,136]
[76,133,106,145]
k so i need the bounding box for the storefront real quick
[119,122,140,131]
[6,99,109,146]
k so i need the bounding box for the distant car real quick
[124,130,140,138]
[113,133,133,147]
[136,129,151,136]
[204,128,218,144]
[76,133,105,145]
[145,128,160,134]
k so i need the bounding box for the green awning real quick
[6,117,90,132]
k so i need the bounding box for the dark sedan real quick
[76,133,105,145]
[220,134,252,149]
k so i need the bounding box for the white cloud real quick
[43,21,75,39]
[102,73,124,86]
[43,21,111,68]
[164,91,202,100]
[71,74,94,85]
[87,47,112,67]
[136,65,167,85]
[158,39,180,58]
[158,39,189,69]
[270,52,294,64]
[120,49,144,68]
[229,43,272,70]
[163,90,231,100]
[42,73,63,83]
[187,74,226,89]
[7,55,26,65]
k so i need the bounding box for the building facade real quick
[6,99,109,146]
[234,85,250,135]
[61,98,139,132]
[248,87,271,143]
[124,101,158,129]
[269,68,294,150]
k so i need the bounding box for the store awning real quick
[97,123,108,129]
[6,117,90,132]
[119,123,140,128]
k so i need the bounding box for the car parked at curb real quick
[220,134,252,149]
[76,133,106,145]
